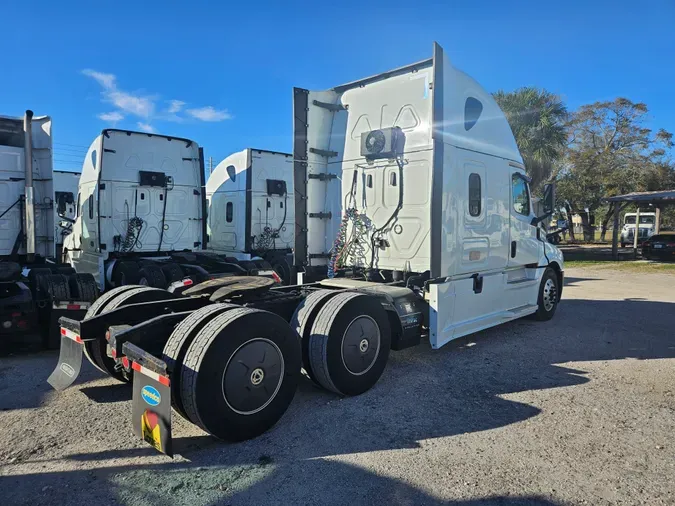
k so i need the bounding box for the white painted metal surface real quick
[64,130,203,280]
[0,113,54,258]
[297,42,564,349]
[207,148,294,254]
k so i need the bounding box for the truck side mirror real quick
[531,182,556,227]
[543,183,555,215]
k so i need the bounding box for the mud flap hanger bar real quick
[57,297,208,341]
[109,311,194,361]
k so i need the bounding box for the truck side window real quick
[469,173,481,216]
[512,174,530,216]
[88,196,94,219]
[76,193,81,218]
[226,202,233,223]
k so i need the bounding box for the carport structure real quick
[608,190,675,259]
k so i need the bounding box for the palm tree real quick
[493,87,568,191]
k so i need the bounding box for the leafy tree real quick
[493,87,568,191]
[556,98,673,241]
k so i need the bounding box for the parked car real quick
[641,233,675,261]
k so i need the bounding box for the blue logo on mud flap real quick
[141,385,161,406]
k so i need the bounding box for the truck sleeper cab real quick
[206,148,294,283]
[48,43,563,456]
[0,110,96,348]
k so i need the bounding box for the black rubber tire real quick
[0,262,21,282]
[162,303,238,422]
[180,308,301,441]
[531,267,560,321]
[81,285,152,381]
[40,274,71,302]
[161,263,184,283]
[269,254,292,285]
[308,292,391,396]
[238,260,257,273]
[138,264,167,288]
[290,289,339,383]
[68,273,100,302]
[56,266,76,276]
[28,267,53,300]
[112,261,141,286]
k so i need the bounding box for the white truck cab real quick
[294,42,564,348]
[620,211,656,247]
[206,148,295,282]
[63,130,205,289]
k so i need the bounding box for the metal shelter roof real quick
[606,190,675,204]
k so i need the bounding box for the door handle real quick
[511,241,517,258]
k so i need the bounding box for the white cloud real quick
[186,106,233,122]
[82,70,231,127]
[167,100,185,114]
[97,111,124,122]
[137,122,155,133]
[107,90,155,118]
[82,69,116,89]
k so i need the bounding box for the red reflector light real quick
[110,348,117,358]
[272,271,282,283]
[66,304,81,310]
[182,278,194,286]
[60,328,66,335]
[122,357,130,369]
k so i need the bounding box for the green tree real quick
[493,87,568,191]
[556,98,673,241]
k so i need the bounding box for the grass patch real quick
[565,260,675,273]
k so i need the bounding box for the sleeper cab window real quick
[226,202,233,223]
[468,173,481,216]
[512,174,530,216]
[464,97,483,131]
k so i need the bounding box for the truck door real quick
[507,172,540,267]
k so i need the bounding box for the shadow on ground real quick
[1,296,673,505]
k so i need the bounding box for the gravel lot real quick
[1,267,674,506]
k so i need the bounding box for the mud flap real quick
[131,363,173,457]
[47,333,84,391]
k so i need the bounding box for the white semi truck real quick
[0,111,95,347]
[206,148,294,283]
[49,43,563,457]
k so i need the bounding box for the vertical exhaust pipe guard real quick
[23,109,36,261]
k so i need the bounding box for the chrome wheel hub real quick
[543,278,557,312]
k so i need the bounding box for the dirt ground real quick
[1,267,674,506]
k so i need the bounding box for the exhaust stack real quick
[23,110,35,261]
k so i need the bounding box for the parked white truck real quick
[206,148,294,283]
[49,43,563,457]
[0,111,94,347]
[620,211,656,247]
[54,169,80,255]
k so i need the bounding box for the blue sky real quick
[2,0,674,172]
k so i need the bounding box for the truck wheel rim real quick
[341,315,380,376]
[543,278,557,312]
[221,338,284,415]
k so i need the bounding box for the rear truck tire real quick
[138,265,167,288]
[238,260,258,273]
[40,274,71,302]
[290,289,339,383]
[161,263,184,283]
[28,267,53,301]
[180,307,301,441]
[112,261,141,286]
[162,303,239,422]
[308,292,391,396]
[81,285,161,382]
[530,267,560,321]
[68,273,99,302]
